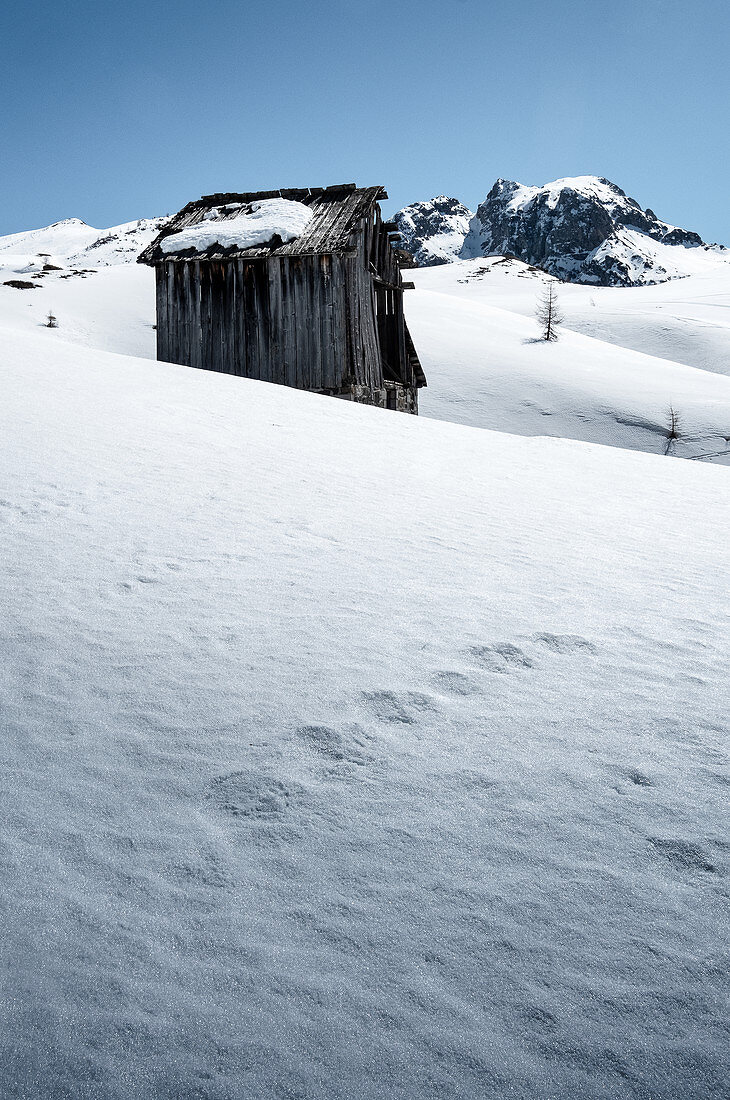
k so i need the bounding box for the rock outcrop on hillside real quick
[392,196,473,267]
[395,177,717,286]
[460,176,706,286]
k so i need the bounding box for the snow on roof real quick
[138,186,389,263]
[159,199,313,255]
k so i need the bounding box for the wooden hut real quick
[138,184,426,412]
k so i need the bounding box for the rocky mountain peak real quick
[460,175,706,285]
[394,175,710,286]
[392,196,474,267]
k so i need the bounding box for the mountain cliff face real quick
[460,177,707,285]
[395,177,717,286]
[392,196,473,267]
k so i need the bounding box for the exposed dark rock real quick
[393,196,473,267]
[459,176,710,287]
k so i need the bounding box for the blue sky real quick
[1,0,728,241]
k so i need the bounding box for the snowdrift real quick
[406,258,730,462]
[1,329,728,1098]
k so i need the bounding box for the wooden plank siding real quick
[253,260,271,382]
[186,262,202,372]
[199,262,215,372]
[165,263,177,365]
[155,266,169,363]
[234,260,248,376]
[146,187,423,411]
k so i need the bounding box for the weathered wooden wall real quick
[156,253,384,394]
[155,203,420,409]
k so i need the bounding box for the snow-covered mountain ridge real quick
[0,214,171,270]
[393,196,474,267]
[394,176,728,286]
[5,178,726,289]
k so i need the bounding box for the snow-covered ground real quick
[2,327,728,1098]
[2,215,730,460]
[0,216,164,357]
[406,258,730,462]
[409,254,730,376]
[0,263,155,358]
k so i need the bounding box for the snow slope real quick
[0,262,156,358]
[68,217,172,267]
[1,328,728,1099]
[405,258,730,462]
[2,216,730,463]
[0,217,101,260]
[410,255,730,378]
[0,216,171,271]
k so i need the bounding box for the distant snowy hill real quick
[392,196,473,267]
[0,217,101,259]
[395,176,728,287]
[68,216,172,266]
[0,215,171,270]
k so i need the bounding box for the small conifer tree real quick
[536,281,563,341]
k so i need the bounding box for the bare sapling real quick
[536,281,563,341]
[664,404,683,455]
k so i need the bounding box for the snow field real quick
[1,330,728,1098]
[0,263,156,359]
[409,256,730,378]
[407,286,730,459]
[3,218,730,464]
[4,257,730,464]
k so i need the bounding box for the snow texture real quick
[1,322,729,1098]
[405,257,730,463]
[159,199,313,255]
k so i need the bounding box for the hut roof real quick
[138,185,388,264]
